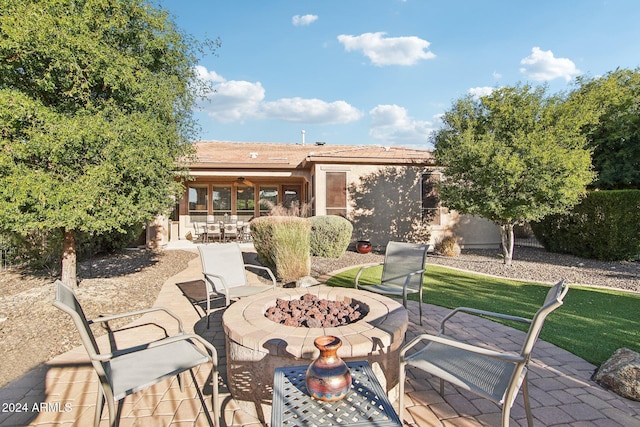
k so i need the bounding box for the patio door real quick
[283,185,301,209]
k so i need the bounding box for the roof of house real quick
[190,141,435,169]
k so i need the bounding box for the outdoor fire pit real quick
[222,285,408,422]
[265,293,366,327]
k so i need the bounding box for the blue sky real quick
[159,0,640,149]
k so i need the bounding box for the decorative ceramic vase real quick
[305,336,352,401]
[356,240,372,254]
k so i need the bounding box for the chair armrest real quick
[92,333,218,365]
[440,307,531,334]
[354,262,384,288]
[401,268,426,288]
[89,307,185,333]
[401,333,525,364]
[203,272,230,293]
[244,264,277,286]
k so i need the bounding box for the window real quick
[236,185,255,219]
[326,172,347,216]
[422,173,441,225]
[213,186,231,216]
[188,186,208,222]
[259,186,278,216]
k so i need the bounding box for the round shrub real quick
[309,216,353,258]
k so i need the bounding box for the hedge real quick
[532,190,640,261]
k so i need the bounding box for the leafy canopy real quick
[0,0,212,235]
[571,68,640,189]
[433,84,595,227]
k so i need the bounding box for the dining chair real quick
[223,222,238,241]
[205,222,222,242]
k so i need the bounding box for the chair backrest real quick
[198,243,247,292]
[52,281,108,377]
[207,223,221,234]
[381,241,429,290]
[224,223,238,237]
[520,279,569,359]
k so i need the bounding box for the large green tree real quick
[433,84,596,265]
[0,0,214,285]
[571,68,640,189]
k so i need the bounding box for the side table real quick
[271,360,402,427]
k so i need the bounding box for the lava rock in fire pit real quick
[265,294,364,327]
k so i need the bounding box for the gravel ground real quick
[0,244,638,388]
[0,250,198,388]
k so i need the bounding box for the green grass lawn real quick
[325,264,640,366]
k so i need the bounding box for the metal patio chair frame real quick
[399,279,569,427]
[53,280,220,427]
[355,241,429,325]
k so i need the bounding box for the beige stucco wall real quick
[312,163,501,250]
[437,212,502,249]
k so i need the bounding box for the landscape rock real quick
[296,275,319,288]
[592,348,640,401]
[264,294,364,328]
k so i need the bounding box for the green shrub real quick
[532,190,640,261]
[2,224,144,271]
[309,216,353,258]
[250,216,311,283]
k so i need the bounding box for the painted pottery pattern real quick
[305,336,352,401]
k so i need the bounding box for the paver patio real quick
[1,244,639,426]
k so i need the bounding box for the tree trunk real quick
[61,228,77,287]
[500,223,515,266]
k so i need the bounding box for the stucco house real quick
[150,141,500,249]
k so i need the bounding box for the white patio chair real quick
[52,280,219,427]
[223,222,238,241]
[198,243,276,327]
[205,222,222,243]
[399,279,569,427]
[355,241,429,325]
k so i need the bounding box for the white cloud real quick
[292,14,318,26]
[261,98,363,124]
[337,32,435,66]
[492,71,502,80]
[468,86,495,99]
[369,104,435,145]
[519,47,581,82]
[194,65,225,83]
[201,80,266,123]
[195,66,362,125]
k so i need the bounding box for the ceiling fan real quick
[237,176,254,186]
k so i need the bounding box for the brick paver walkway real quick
[1,244,639,426]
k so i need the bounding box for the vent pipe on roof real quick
[301,130,306,146]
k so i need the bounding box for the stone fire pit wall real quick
[222,285,409,422]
